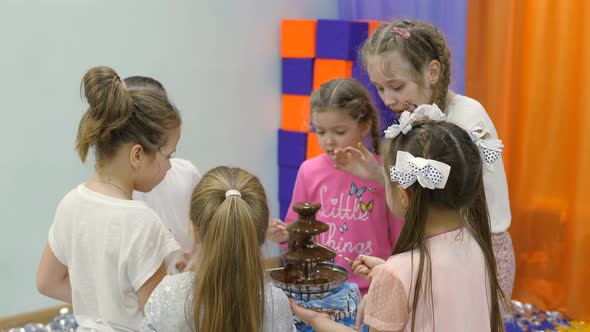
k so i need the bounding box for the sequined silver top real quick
[141,272,296,332]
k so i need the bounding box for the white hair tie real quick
[225,190,242,198]
[384,103,446,139]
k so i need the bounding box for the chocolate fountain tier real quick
[286,219,328,236]
[282,245,335,264]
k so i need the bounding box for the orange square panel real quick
[282,19,316,58]
[306,132,324,159]
[313,59,353,90]
[281,95,311,132]
[368,20,382,36]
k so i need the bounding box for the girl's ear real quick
[361,119,372,137]
[426,59,441,85]
[397,185,411,211]
[129,144,144,169]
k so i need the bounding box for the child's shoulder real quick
[160,158,201,188]
[371,258,410,294]
[144,272,194,330]
[381,250,421,281]
[158,271,194,294]
[446,94,494,129]
[449,94,486,111]
[169,158,199,174]
[62,184,154,213]
[298,153,331,171]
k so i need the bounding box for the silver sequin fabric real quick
[141,272,296,332]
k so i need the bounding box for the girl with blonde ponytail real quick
[142,166,295,332]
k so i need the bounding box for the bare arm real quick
[290,297,401,332]
[137,263,167,313]
[37,242,72,303]
[266,218,289,244]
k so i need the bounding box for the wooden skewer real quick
[264,266,286,272]
[313,241,354,265]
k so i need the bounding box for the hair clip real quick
[355,100,368,121]
[356,109,367,121]
[392,27,411,40]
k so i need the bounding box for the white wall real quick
[0,0,338,316]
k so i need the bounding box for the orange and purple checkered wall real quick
[278,19,391,219]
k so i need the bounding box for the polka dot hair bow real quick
[469,121,504,165]
[384,104,446,139]
[389,151,451,190]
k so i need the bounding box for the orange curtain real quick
[467,0,590,320]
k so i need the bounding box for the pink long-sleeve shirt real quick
[284,153,403,294]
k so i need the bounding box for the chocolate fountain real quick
[270,202,348,300]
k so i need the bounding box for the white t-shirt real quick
[49,184,181,332]
[446,94,512,233]
[133,158,201,252]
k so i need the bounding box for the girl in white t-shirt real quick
[37,66,182,331]
[123,76,202,272]
[335,19,515,300]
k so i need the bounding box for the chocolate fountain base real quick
[269,263,348,301]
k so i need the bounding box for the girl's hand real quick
[176,251,193,272]
[290,299,360,331]
[266,219,289,244]
[334,143,384,186]
[352,255,385,281]
[289,299,330,326]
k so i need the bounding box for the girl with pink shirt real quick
[267,78,402,294]
[291,109,506,332]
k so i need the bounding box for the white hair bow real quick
[384,104,446,139]
[469,122,504,164]
[389,151,451,190]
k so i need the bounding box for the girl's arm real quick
[137,263,167,313]
[36,243,72,303]
[290,299,399,332]
[290,299,355,332]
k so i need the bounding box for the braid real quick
[367,102,381,154]
[415,127,432,158]
[428,25,452,110]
